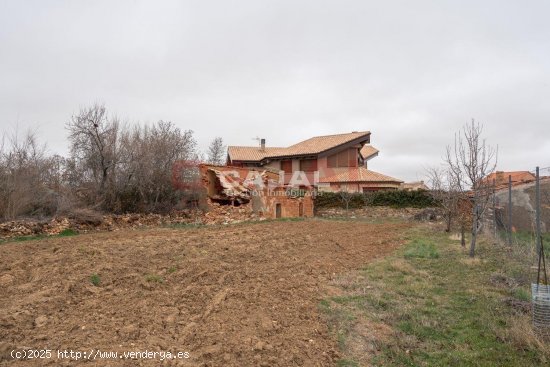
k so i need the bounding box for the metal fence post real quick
[508,175,512,245]
[536,166,541,255]
[493,178,498,241]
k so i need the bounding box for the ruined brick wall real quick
[199,164,314,219]
[262,188,314,219]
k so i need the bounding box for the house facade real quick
[227,131,402,192]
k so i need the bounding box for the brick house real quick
[227,131,402,192]
[484,171,536,189]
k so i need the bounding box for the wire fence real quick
[487,167,550,255]
[484,166,550,338]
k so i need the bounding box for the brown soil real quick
[0,219,410,366]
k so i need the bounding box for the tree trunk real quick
[460,223,466,247]
[445,211,452,232]
[100,166,108,192]
[469,214,477,257]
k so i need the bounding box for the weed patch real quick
[58,228,78,236]
[90,274,100,286]
[403,239,439,259]
[144,274,164,283]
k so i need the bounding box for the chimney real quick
[260,138,266,151]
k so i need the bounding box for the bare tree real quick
[0,129,56,219]
[116,120,197,212]
[427,166,472,246]
[0,105,201,219]
[207,137,226,165]
[361,191,374,209]
[66,103,120,206]
[426,166,459,232]
[445,120,497,257]
[339,184,353,214]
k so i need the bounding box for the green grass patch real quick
[1,228,80,244]
[403,238,439,259]
[90,274,101,286]
[144,274,164,283]
[0,234,46,244]
[513,287,531,302]
[320,225,549,366]
[58,228,78,236]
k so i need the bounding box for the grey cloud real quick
[1,0,549,181]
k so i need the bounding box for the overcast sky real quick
[1,0,549,181]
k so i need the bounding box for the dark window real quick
[300,159,317,172]
[327,154,338,168]
[328,149,358,168]
[281,160,292,174]
[337,150,348,167]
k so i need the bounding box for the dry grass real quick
[497,314,550,363]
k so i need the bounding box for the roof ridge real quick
[307,131,370,139]
[228,145,285,149]
[290,131,370,145]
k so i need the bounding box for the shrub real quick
[314,190,437,210]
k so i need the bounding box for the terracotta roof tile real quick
[228,131,370,162]
[359,144,379,160]
[484,171,536,187]
[226,146,286,162]
[319,167,402,183]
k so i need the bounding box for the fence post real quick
[508,175,512,245]
[493,178,498,242]
[536,166,541,255]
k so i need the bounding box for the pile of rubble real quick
[0,213,183,239]
[0,204,266,239]
[202,202,265,225]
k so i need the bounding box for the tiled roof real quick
[359,144,379,160]
[228,131,370,162]
[319,167,403,183]
[484,171,536,187]
[401,181,429,190]
[226,146,287,162]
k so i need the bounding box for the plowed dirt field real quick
[1,219,410,366]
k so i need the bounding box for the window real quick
[299,159,317,172]
[281,160,292,174]
[327,149,358,168]
[327,154,338,168]
[337,150,348,167]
